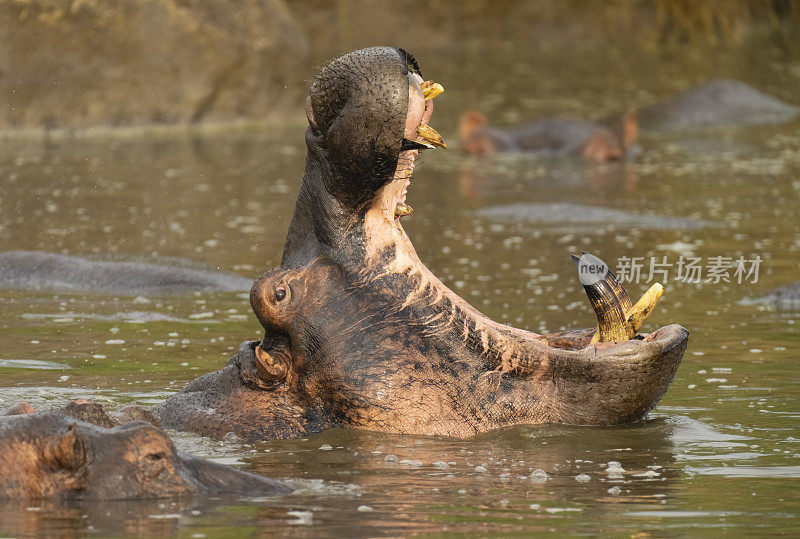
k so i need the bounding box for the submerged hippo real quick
[638,79,800,131]
[157,47,688,441]
[745,281,800,311]
[458,110,638,162]
[0,251,251,295]
[0,411,290,499]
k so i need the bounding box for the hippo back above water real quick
[0,251,252,295]
[638,79,799,131]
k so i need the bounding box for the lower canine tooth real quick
[395,203,413,218]
[572,254,663,344]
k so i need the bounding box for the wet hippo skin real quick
[0,412,291,499]
[157,47,689,441]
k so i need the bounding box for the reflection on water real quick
[0,359,70,370]
[1,38,800,536]
[476,201,712,230]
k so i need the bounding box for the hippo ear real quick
[42,423,86,471]
[305,96,319,132]
[622,108,639,151]
[254,345,289,385]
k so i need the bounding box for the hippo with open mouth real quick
[156,47,688,441]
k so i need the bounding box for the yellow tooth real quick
[421,80,444,101]
[416,124,446,149]
[395,203,413,218]
[625,283,664,333]
[589,282,664,344]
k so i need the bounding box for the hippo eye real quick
[275,285,287,302]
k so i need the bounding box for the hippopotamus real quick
[745,281,800,310]
[0,251,251,295]
[156,47,688,441]
[457,80,797,161]
[1,400,148,426]
[0,410,291,499]
[458,109,639,162]
[637,79,800,131]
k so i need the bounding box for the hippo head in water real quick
[157,47,688,441]
[0,412,290,499]
[457,109,640,162]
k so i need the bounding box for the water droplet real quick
[530,469,548,482]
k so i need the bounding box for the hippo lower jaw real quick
[158,322,687,442]
[226,201,688,440]
[534,324,688,426]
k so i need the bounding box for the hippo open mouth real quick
[157,47,688,442]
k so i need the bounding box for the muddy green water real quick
[1,41,800,536]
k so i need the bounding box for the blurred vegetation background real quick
[1,0,798,131]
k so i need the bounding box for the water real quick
[1,39,799,535]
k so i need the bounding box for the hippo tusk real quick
[626,282,664,333]
[415,124,446,149]
[420,80,444,101]
[571,254,664,344]
[580,250,632,311]
[395,203,414,218]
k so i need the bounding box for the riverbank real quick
[3,1,797,132]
